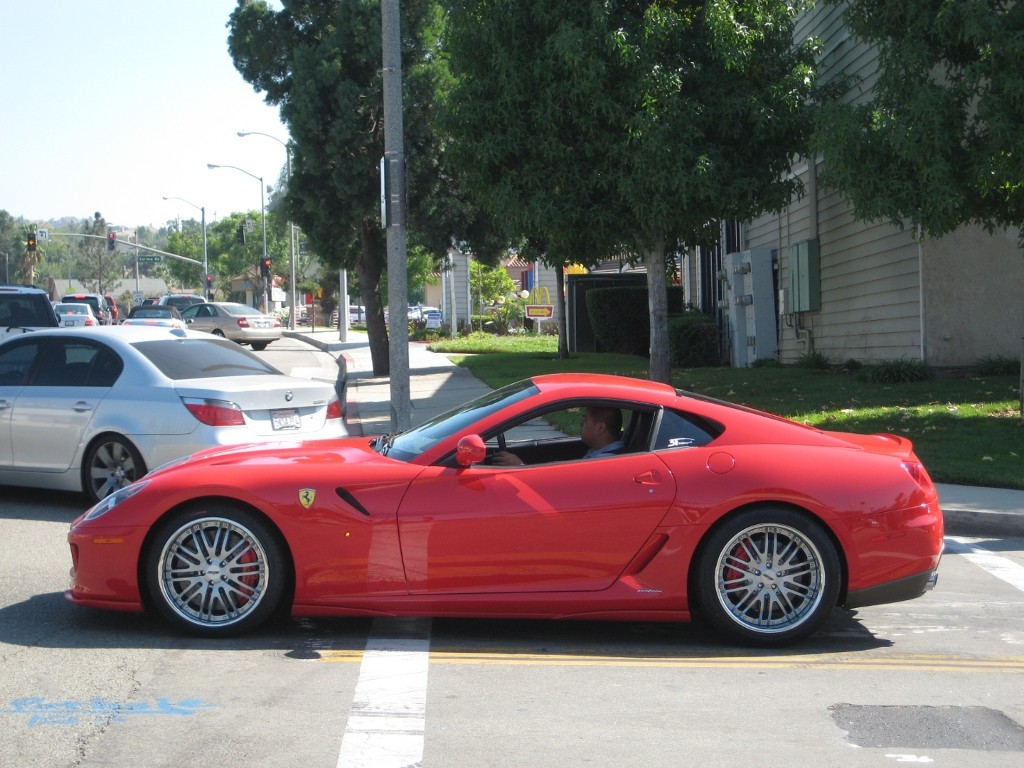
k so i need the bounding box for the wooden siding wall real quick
[746,2,925,364]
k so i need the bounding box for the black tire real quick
[83,435,147,504]
[145,504,286,637]
[694,507,840,646]
[250,342,268,351]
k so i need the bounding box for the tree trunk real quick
[646,240,671,384]
[358,220,390,376]
[555,262,570,359]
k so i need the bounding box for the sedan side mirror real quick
[456,434,486,466]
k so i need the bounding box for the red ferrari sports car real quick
[66,373,943,646]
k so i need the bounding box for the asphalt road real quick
[2,338,1022,767]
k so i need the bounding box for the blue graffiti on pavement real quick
[2,697,217,726]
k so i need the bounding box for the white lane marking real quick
[945,537,1024,593]
[337,618,431,768]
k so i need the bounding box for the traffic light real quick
[27,233,37,253]
[236,225,246,245]
[107,232,117,251]
[206,274,213,290]
[260,257,272,280]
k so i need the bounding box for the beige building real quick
[682,3,1024,367]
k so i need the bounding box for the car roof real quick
[530,372,678,400]
[0,325,201,347]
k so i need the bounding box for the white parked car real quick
[0,326,344,502]
[54,302,99,327]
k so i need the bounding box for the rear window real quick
[132,338,281,380]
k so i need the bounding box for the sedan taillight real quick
[183,397,246,426]
[326,396,343,420]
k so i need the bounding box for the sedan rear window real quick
[132,338,281,379]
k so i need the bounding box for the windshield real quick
[383,379,538,461]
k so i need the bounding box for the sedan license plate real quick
[271,409,301,430]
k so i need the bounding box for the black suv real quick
[0,285,61,340]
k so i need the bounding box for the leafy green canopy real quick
[816,0,1024,240]
[441,1,818,380]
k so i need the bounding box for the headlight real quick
[82,481,150,522]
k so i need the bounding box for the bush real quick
[668,312,720,368]
[976,355,1020,376]
[797,351,831,370]
[860,357,935,384]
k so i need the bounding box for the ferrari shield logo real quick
[298,489,316,509]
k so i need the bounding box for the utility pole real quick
[382,0,411,431]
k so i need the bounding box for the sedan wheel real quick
[84,435,146,504]
[147,506,285,637]
[695,507,840,646]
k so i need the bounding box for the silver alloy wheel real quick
[86,437,144,503]
[157,516,270,629]
[712,522,826,634]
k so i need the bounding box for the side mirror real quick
[455,434,486,466]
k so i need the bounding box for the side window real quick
[86,348,123,387]
[0,340,41,386]
[652,408,722,450]
[32,342,122,387]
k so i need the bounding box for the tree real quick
[76,213,122,295]
[229,0,453,375]
[442,1,819,382]
[815,0,1024,241]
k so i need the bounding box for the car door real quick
[396,452,675,594]
[0,339,39,468]
[11,339,118,472]
[184,304,218,333]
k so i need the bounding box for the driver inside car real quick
[491,406,624,465]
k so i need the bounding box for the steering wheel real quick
[483,432,507,464]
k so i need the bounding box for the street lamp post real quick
[238,130,298,330]
[162,196,208,298]
[207,163,268,311]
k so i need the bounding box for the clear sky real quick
[1,1,290,230]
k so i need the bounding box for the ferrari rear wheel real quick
[695,507,840,646]
[146,505,286,637]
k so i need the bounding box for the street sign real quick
[37,228,48,241]
[138,255,161,263]
[525,304,554,319]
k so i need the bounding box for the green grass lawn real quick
[428,333,1023,490]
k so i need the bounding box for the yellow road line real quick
[317,650,1024,673]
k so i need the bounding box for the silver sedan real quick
[0,326,344,503]
[180,302,282,351]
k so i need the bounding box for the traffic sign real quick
[138,255,161,263]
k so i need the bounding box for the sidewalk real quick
[286,327,1024,539]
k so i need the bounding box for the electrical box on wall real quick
[789,239,820,312]
[723,249,778,367]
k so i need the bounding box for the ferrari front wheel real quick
[695,507,840,646]
[146,505,286,637]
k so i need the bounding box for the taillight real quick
[182,397,246,426]
[237,317,250,328]
[273,317,282,328]
[903,461,935,492]
[85,317,96,326]
[326,396,343,420]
